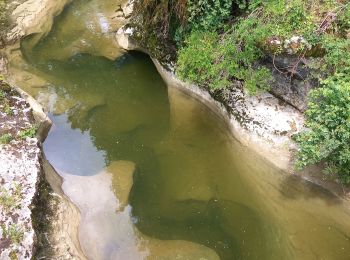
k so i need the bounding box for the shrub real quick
[294,74,350,183]
[187,0,233,30]
[0,185,21,211]
[176,17,272,93]
[176,31,220,88]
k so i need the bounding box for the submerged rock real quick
[141,238,220,260]
[110,160,136,211]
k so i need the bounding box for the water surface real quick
[9,0,350,259]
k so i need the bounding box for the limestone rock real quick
[116,26,139,51]
[261,55,319,111]
[0,84,49,259]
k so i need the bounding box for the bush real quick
[1,223,24,244]
[176,17,272,93]
[294,74,350,183]
[294,4,350,183]
[176,31,221,88]
[187,0,233,30]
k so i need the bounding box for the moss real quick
[18,125,38,139]
[1,224,24,245]
[0,133,12,144]
[0,185,22,210]
[9,250,18,260]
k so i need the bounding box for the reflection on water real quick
[10,0,350,259]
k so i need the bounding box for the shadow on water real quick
[279,175,342,205]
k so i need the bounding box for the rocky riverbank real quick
[115,7,350,198]
[0,78,48,259]
[0,0,87,258]
[0,78,85,259]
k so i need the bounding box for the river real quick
[8,0,350,259]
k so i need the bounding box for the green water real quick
[13,0,350,259]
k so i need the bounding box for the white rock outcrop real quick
[0,86,50,259]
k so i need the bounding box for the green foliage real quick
[177,15,272,92]
[337,4,350,32]
[9,251,18,260]
[321,35,350,75]
[0,79,15,115]
[176,0,337,92]
[1,224,24,245]
[0,133,12,144]
[294,74,350,183]
[0,0,8,44]
[187,0,232,30]
[0,89,5,100]
[4,103,13,115]
[0,190,17,210]
[0,185,22,211]
[176,31,220,88]
[290,3,350,183]
[18,126,37,139]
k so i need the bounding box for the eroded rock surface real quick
[33,159,86,259]
[261,55,319,111]
[0,80,48,259]
[6,0,71,44]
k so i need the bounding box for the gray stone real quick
[261,55,319,111]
